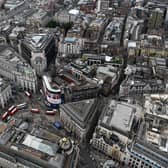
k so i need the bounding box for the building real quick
[9,26,26,52]
[60,98,98,142]
[20,33,56,75]
[148,8,164,30]
[0,45,37,92]
[124,93,168,168]
[103,17,124,46]
[4,0,25,10]
[31,9,51,27]
[119,65,165,97]
[42,75,64,109]
[0,126,66,168]
[126,140,168,168]
[96,64,122,95]
[103,160,119,168]
[54,9,78,23]
[58,37,84,57]
[91,100,141,160]
[144,94,168,130]
[68,83,100,102]
[119,76,165,97]
[149,57,168,80]
[84,17,107,42]
[97,0,110,13]
[62,65,100,101]
[78,0,95,14]
[96,65,120,88]
[0,78,12,108]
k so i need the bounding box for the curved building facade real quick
[42,75,64,109]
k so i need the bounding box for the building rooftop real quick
[4,0,25,10]
[64,37,77,43]
[0,45,36,80]
[146,130,168,153]
[69,9,80,16]
[144,94,168,120]
[104,17,124,42]
[100,100,136,134]
[23,33,53,51]
[22,134,58,156]
[130,140,168,168]
[0,122,66,168]
[60,98,97,129]
[96,65,118,81]
[89,17,106,28]
[33,9,48,20]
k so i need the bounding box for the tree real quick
[46,20,73,34]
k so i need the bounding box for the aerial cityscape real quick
[0,0,168,168]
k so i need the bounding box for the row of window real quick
[129,155,160,168]
[93,139,108,152]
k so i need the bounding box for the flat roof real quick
[101,101,135,134]
[22,134,58,156]
[69,9,79,15]
[128,41,137,48]
[64,37,77,43]
[97,65,117,79]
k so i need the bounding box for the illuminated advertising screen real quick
[46,92,62,105]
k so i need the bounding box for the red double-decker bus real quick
[8,105,15,112]
[10,107,18,116]
[30,109,40,113]
[1,111,9,120]
[45,110,55,115]
[25,91,31,97]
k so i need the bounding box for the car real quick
[53,121,62,129]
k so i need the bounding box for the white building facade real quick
[0,47,37,93]
[58,37,84,56]
[0,82,12,108]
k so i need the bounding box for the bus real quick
[45,110,55,115]
[10,107,18,116]
[1,111,9,120]
[17,103,27,110]
[30,109,40,113]
[25,91,31,97]
[8,105,15,112]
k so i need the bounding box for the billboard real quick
[46,93,62,105]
